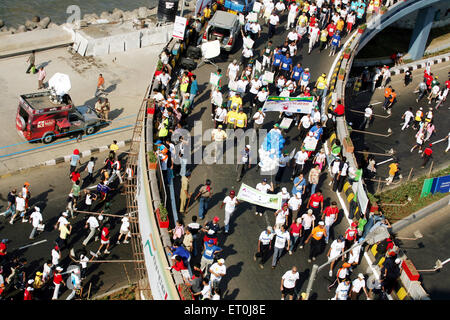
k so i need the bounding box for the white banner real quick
[237,183,282,210]
[262,96,314,114]
[173,16,187,40]
[137,141,179,300]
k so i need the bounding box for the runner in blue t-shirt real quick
[200,239,223,273]
[272,49,283,73]
[330,31,341,56]
[291,63,304,84]
[280,53,293,78]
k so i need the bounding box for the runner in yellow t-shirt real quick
[235,109,248,129]
[226,107,238,129]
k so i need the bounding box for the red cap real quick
[351,221,358,227]
[54,245,59,250]
[429,143,432,147]
[230,190,235,196]
[283,203,289,208]
[73,149,80,155]
[213,216,220,222]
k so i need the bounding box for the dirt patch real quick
[58,51,107,74]
[98,284,137,300]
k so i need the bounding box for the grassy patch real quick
[99,285,137,300]
[373,166,450,222]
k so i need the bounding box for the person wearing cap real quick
[327,236,345,277]
[299,208,315,248]
[117,215,132,244]
[344,221,359,250]
[255,178,274,217]
[66,268,82,300]
[51,245,61,266]
[227,59,240,84]
[70,149,81,173]
[315,73,327,96]
[57,218,72,250]
[291,148,309,180]
[33,271,44,290]
[350,273,369,300]
[211,124,228,163]
[278,187,291,207]
[202,216,221,245]
[179,171,192,214]
[380,255,401,294]
[9,192,25,225]
[385,159,399,186]
[236,145,251,182]
[271,224,290,269]
[214,102,227,129]
[52,266,65,300]
[252,107,266,132]
[41,260,53,284]
[209,258,226,290]
[195,179,213,220]
[305,220,327,262]
[280,266,299,300]
[29,206,43,240]
[274,203,290,231]
[321,201,339,244]
[235,108,248,129]
[200,239,222,274]
[24,280,34,300]
[328,262,351,292]
[220,191,240,234]
[254,226,274,269]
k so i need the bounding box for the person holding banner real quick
[255,178,274,217]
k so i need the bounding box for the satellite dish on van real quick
[49,73,72,96]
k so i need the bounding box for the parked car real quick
[16,91,106,144]
[223,0,255,14]
[202,10,241,52]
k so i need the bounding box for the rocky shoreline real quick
[0,6,158,35]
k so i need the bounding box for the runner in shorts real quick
[96,223,111,255]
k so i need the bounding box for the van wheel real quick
[18,116,26,131]
[86,126,95,135]
[42,133,55,144]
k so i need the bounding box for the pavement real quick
[395,204,450,300]
[170,16,374,300]
[0,149,136,300]
[346,60,450,194]
[0,43,165,176]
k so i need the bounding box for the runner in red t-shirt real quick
[52,267,65,300]
[322,201,339,243]
[308,191,324,217]
[421,144,433,168]
[344,221,358,249]
[96,223,111,255]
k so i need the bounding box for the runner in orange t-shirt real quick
[305,221,327,262]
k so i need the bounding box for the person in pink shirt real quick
[38,67,46,90]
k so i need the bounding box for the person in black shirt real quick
[4,189,17,219]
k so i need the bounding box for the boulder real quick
[32,16,40,23]
[47,22,59,29]
[111,9,124,20]
[79,20,88,28]
[39,16,51,29]
[8,27,17,34]
[25,20,38,30]
[100,11,111,19]
[123,10,139,21]
[0,19,4,28]
[138,7,148,19]
[83,13,99,23]
[16,25,27,33]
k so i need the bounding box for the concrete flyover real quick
[356,0,446,60]
[332,0,443,300]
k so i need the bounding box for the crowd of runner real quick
[148,0,406,300]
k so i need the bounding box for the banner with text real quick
[237,183,282,210]
[262,96,314,114]
[172,16,187,40]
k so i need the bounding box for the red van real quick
[16,91,105,144]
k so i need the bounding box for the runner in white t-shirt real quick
[272,225,290,268]
[300,209,315,248]
[327,236,345,277]
[220,191,240,234]
[281,266,299,300]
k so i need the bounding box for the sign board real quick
[237,183,282,210]
[247,12,258,22]
[253,2,262,13]
[263,71,274,83]
[228,80,238,92]
[209,72,221,86]
[262,96,314,114]
[201,40,221,59]
[239,13,245,25]
[352,179,369,214]
[172,16,187,40]
[243,36,254,48]
[279,117,293,130]
[433,174,450,194]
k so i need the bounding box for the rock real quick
[39,16,51,29]
[79,21,88,28]
[8,27,16,34]
[0,19,4,28]
[47,22,58,28]
[16,25,27,33]
[138,7,148,19]
[100,11,111,19]
[32,16,40,23]
[111,9,124,20]
[25,20,38,30]
[83,13,99,24]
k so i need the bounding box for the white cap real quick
[208,229,215,235]
[27,286,34,291]
[296,217,302,223]
[98,215,104,221]
[358,273,364,279]
[28,279,34,284]
[395,258,401,264]
[267,226,273,232]
[318,221,324,226]
[56,266,63,271]
[218,258,225,264]
[282,187,287,193]
[307,209,313,214]
[34,207,40,212]
[62,211,68,216]
[246,145,251,150]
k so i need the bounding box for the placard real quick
[247,12,258,22]
[253,2,262,13]
[263,71,274,83]
[279,117,293,129]
[172,16,187,40]
[243,36,254,49]
[209,72,221,86]
[239,13,245,25]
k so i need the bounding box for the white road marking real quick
[376,158,394,166]
[18,239,47,250]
